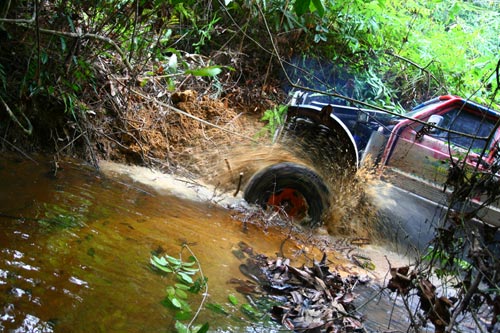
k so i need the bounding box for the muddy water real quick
[0,154,302,332]
[0,153,422,333]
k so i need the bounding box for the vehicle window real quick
[433,108,495,152]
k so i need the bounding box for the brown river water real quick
[0,153,425,332]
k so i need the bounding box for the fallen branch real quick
[0,137,38,164]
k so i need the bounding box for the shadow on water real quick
[0,153,434,332]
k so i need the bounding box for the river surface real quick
[0,153,425,332]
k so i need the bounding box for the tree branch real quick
[0,95,33,135]
[385,50,443,89]
[0,17,133,72]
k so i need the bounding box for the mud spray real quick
[198,142,385,241]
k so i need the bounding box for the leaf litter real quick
[231,241,370,332]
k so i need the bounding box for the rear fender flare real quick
[287,105,359,168]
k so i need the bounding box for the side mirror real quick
[427,114,443,133]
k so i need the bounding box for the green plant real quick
[150,246,209,333]
[421,245,471,279]
[150,246,281,332]
[259,104,288,139]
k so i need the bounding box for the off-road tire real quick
[244,162,330,227]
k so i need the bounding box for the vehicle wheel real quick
[243,162,330,227]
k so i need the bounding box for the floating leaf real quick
[189,277,207,293]
[166,255,182,266]
[193,323,209,333]
[228,294,239,306]
[175,287,188,299]
[179,299,192,312]
[160,297,176,309]
[240,303,261,321]
[185,66,222,77]
[181,267,199,275]
[178,272,193,284]
[166,285,175,296]
[151,255,167,266]
[175,321,189,333]
[175,283,191,291]
[181,260,197,267]
[170,297,182,309]
[151,257,173,273]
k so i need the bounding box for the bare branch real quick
[0,17,133,72]
[0,95,33,135]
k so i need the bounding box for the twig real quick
[0,137,38,164]
[0,16,133,72]
[181,244,208,330]
[56,131,85,154]
[233,172,243,197]
[386,50,443,89]
[0,95,33,135]
[445,271,483,332]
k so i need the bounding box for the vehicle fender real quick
[287,105,359,168]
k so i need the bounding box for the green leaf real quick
[170,297,182,309]
[228,294,238,306]
[150,257,173,273]
[175,283,191,291]
[60,36,67,53]
[240,303,261,321]
[185,66,222,77]
[193,323,209,333]
[166,255,181,266]
[175,287,188,299]
[189,277,207,293]
[206,303,229,315]
[181,260,197,267]
[152,255,167,266]
[175,321,189,333]
[294,0,310,16]
[180,267,199,275]
[41,52,49,65]
[178,272,193,284]
[179,299,192,312]
[310,0,325,17]
[168,53,178,73]
[166,286,176,297]
[160,297,176,309]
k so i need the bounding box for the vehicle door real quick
[383,106,497,198]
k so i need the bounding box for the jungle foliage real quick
[0,0,498,126]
